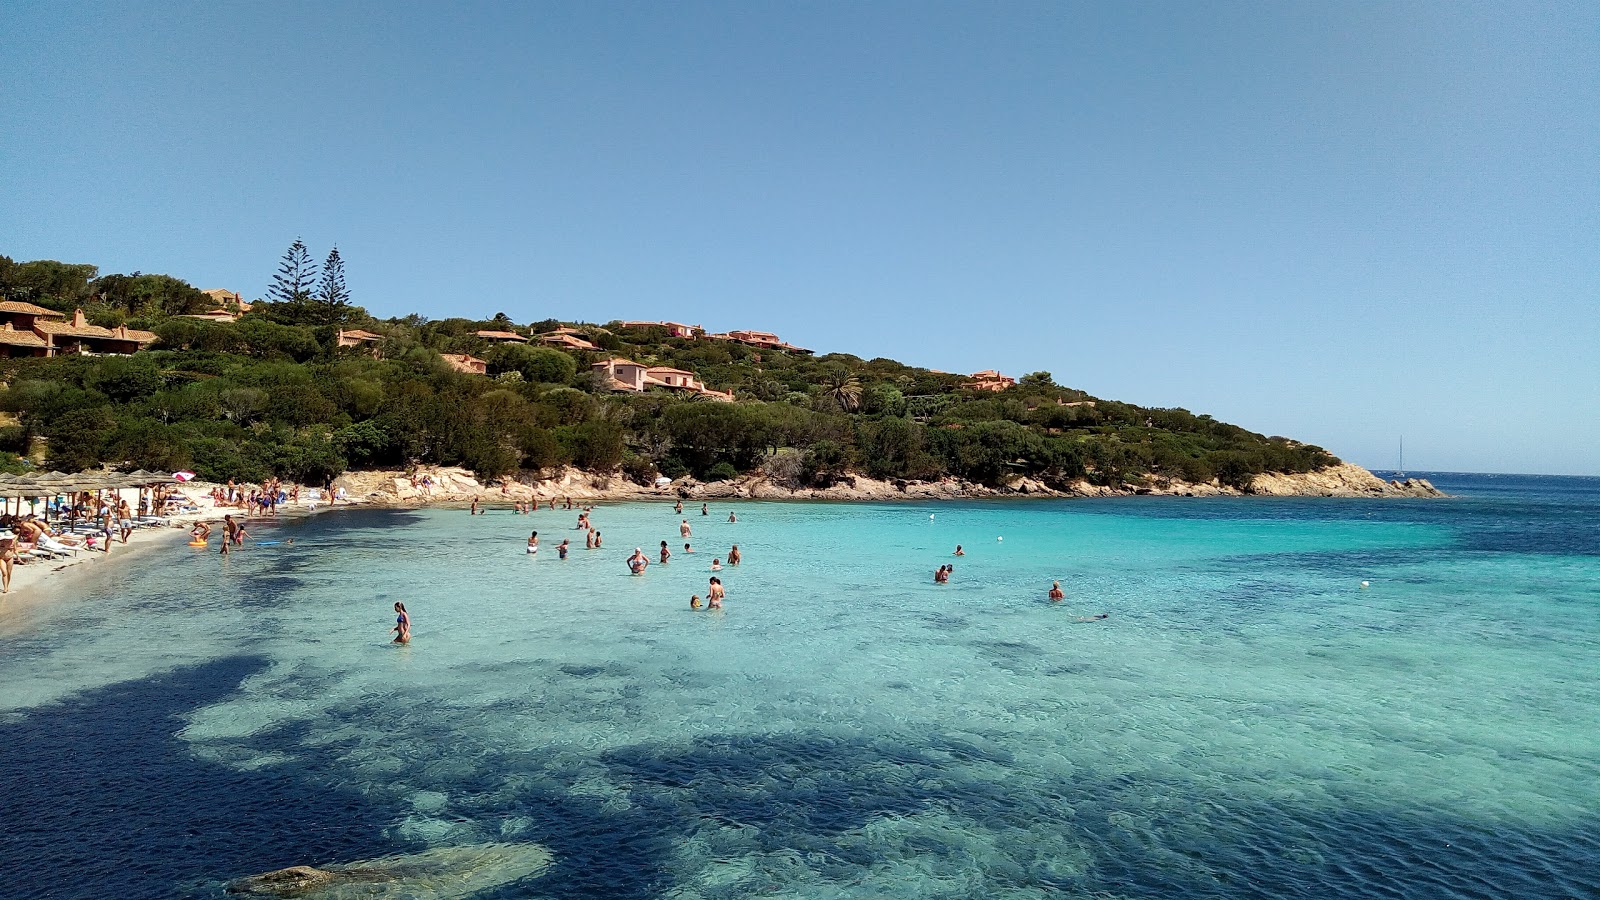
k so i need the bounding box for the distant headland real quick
[0,249,1440,499]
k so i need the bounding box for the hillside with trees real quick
[0,251,1336,491]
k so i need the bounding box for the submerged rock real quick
[226,842,553,898]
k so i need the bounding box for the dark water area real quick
[0,657,411,899]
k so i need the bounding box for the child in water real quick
[710,558,722,571]
[690,595,703,610]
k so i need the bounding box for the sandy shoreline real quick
[0,487,347,615]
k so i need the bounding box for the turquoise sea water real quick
[1,473,1596,898]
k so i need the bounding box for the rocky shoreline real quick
[333,461,1444,507]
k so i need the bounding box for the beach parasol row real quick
[0,470,183,496]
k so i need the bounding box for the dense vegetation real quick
[0,253,1336,490]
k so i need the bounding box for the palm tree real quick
[824,371,863,412]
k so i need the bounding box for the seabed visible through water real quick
[1,473,1596,898]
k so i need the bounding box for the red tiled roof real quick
[339,329,383,341]
[475,330,528,341]
[0,301,64,317]
[0,327,47,348]
[34,319,157,342]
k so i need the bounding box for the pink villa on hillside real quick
[592,359,733,402]
[440,353,488,375]
[620,321,703,339]
[967,370,1016,391]
[706,329,812,355]
[592,357,650,392]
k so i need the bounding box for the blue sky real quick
[3,1,1596,474]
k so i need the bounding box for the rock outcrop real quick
[330,461,1444,507]
[227,841,553,898]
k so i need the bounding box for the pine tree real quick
[268,238,317,305]
[316,246,351,323]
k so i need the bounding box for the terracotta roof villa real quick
[179,309,240,324]
[475,329,529,344]
[0,323,50,358]
[30,309,157,357]
[201,289,251,312]
[592,358,649,392]
[0,301,66,334]
[538,332,598,351]
[591,359,732,401]
[620,321,703,339]
[967,370,1016,392]
[336,329,384,357]
[706,329,812,355]
[440,352,489,375]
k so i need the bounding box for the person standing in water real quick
[558,539,570,559]
[674,499,683,514]
[680,519,691,538]
[953,545,965,556]
[701,503,709,516]
[690,594,703,610]
[707,577,725,609]
[628,548,649,574]
[391,602,411,644]
[727,544,741,566]
[659,541,671,564]
[727,511,737,523]
[527,531,539,554]
[1048,581,1065,601]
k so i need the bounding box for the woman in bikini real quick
[391,602,411,644]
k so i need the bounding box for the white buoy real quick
[1360,581,1370,589]
[930,514,935,519]
[997,536,1003,541]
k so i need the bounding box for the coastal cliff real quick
[334,461,1444,506]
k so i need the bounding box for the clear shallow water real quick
[1,473,1596,899]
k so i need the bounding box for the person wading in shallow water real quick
[707,577,725,609]
[391,602,411,644]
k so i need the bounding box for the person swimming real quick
[710,558,722,571]
[707,577,724,609]
[1048,581,1064,601]
[391,602,411,644]
[684,542,694,553]
[527,531,539,554]
[954,545,965,556]
[1074,614,1110,622]
[727,544,741,566]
